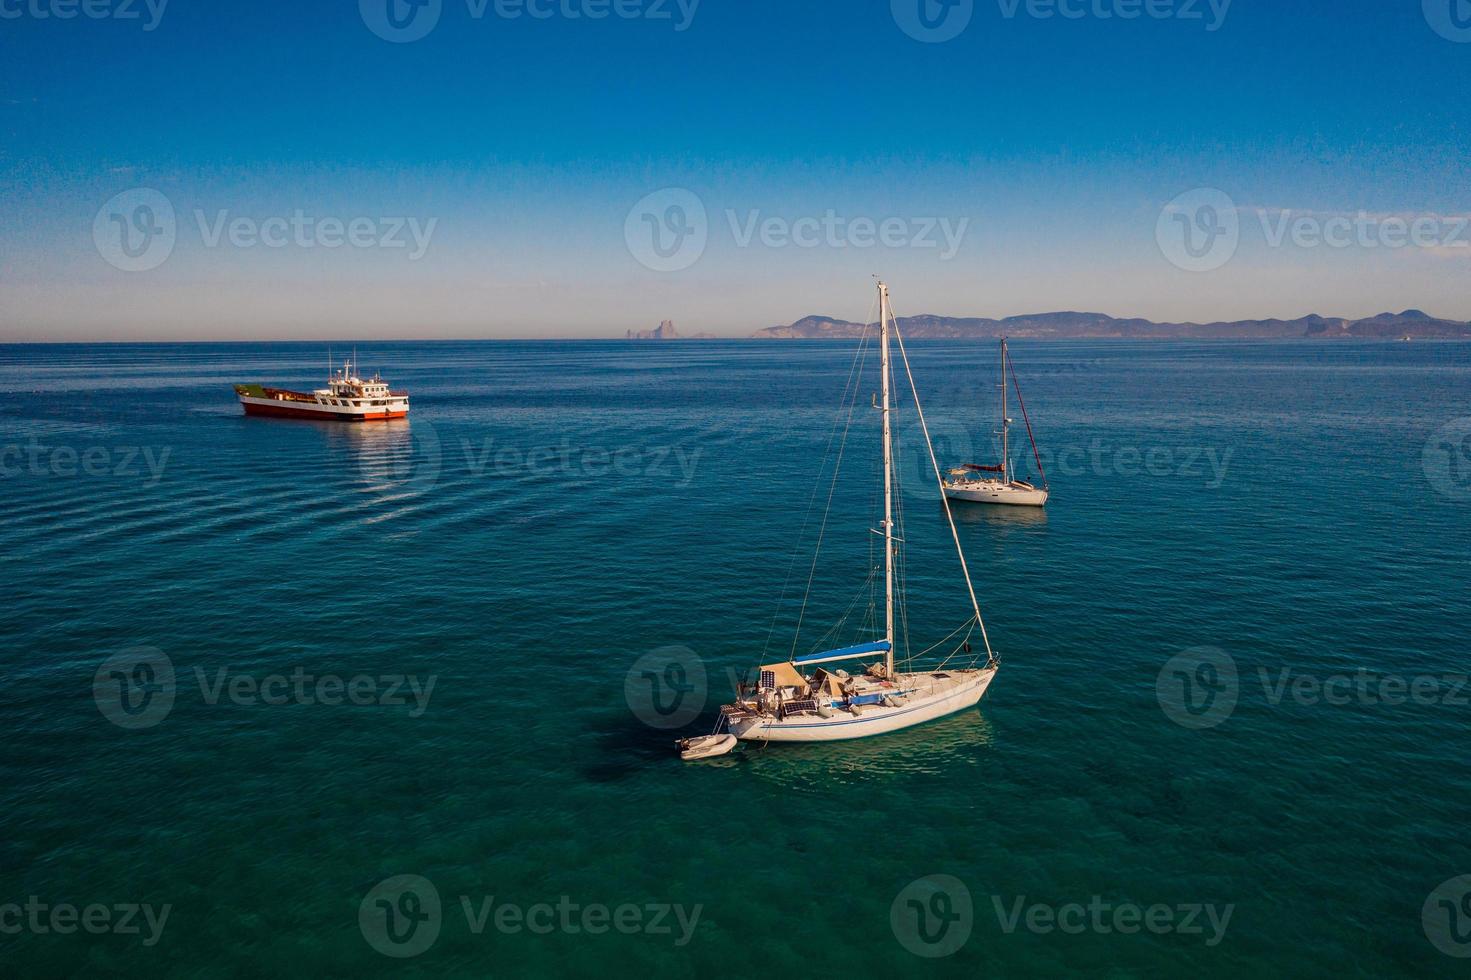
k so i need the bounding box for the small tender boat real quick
[943,337,1049,507]
[677,733,737,761]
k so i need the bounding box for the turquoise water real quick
[2,340,1469,976]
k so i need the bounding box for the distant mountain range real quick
[752,309,1471,340]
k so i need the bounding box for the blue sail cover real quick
[793,640,891,666]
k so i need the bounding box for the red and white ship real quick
[234,359,409,422]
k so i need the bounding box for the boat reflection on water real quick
[323,418,438,497]
[949,499,1048,528]
[739,710,996,787]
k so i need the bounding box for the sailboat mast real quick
[879,282,896,679]
[1000,337,1010,484]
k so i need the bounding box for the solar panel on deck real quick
[759,670,776,691]
[782,699,818,716]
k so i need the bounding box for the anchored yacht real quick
[679,281,1001,755]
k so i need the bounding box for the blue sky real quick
[1,0,1468,339]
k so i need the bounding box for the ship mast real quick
[1000,337,1010,484]
[878,281,896,679]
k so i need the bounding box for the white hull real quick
[726,668,996,743]
[943,480,1048,507]
[236,394,409,421]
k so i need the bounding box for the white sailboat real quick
[942,337,1050,507]
[713,281,999,746]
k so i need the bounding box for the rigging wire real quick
[761,303,875,662]
[787,298,879,661]
[889,300,997,666]
[1007,345,1048,491]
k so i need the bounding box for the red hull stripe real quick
[241,402,408,422]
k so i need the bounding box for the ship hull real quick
[943,481,1049,507]
[238,397,408,422]
[726,668,996,743]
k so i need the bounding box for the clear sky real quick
[1,0,1468,340]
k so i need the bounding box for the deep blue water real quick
[1,339,1469,977]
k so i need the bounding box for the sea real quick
[1,339,1468,977]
